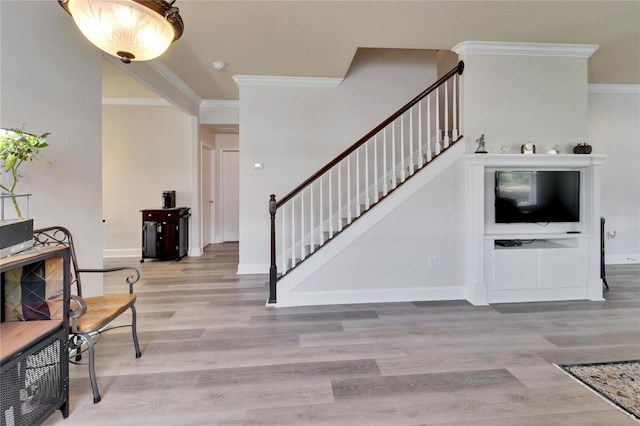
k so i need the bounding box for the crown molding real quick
[589,84,640,94]
[200,100,239,108]
[452,41,599,58]
[233,75,343,88]
[102,97,172,106]
[148,60,202,104]
[102,55,201,115]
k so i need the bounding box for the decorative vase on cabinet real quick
[573,143,592,154]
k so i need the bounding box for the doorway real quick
[202,143,215,247]
[222,150,239,241]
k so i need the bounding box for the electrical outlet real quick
[428,256,436,268]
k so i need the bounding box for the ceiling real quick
[103,1,640,102]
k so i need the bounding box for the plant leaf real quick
[4,154,16,171]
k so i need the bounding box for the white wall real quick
[455,42,594,154]
[237,48,439,273]
[588,86,640,263]
[281,157,466,303]
[102,105,194,257]
[1,1,104,295]
[200,101,239,126]
[215,133,240,151]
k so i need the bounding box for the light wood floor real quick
[43,243,639,425]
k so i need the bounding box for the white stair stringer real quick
[274,140,467,307]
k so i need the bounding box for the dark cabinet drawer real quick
[142,210,183,222]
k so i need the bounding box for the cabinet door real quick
[157,222,178,258]
[494,249,538,290]
[142,221,157,257]
[178,215,189,257]
[539,249,584,289]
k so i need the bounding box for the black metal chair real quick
[601,217,609,290]
[33,226,141,403]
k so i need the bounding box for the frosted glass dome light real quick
[59,0,184,63]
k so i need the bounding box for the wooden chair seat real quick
[73,294,137,333]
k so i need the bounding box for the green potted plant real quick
[0,127,49,220]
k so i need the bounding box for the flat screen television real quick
[495,170,580,223]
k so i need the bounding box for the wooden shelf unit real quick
[1,246,70,424]
[465,154,606,305]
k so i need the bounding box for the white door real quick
[222,150,239,241]
[201,144,214,247]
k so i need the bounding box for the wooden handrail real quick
[276,60,464,208]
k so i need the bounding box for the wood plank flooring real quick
[43,243,640,425]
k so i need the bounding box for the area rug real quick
[558,360,640,421]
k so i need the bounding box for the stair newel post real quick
[269,194,278,304]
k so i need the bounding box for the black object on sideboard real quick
[141,207,190,262]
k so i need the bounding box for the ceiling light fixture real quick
[58,0,184,64]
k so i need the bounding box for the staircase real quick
[268,61,465,304]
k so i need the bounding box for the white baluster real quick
[319,174,324,246]
[300,190,305,261]
[400,116,405,182]
[281,204,286,273]
[338,162,342,231]
[392,121,396,188]
[374,134,379,202]
[452,74,459,141]
[365,142,370,209]
[444,80,450,148]
[456,75,464,137]
[409,107,414,175]
[347,156,351,224]
[435,87,441,155]
[427,94,432,163]
[329,169,333,238]
[310,183,314,254]
[356,147,360,217]
[291,198,295,268]
[383,129,388,196]
[418,100,423,168]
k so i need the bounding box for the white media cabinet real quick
[465,154,606,305]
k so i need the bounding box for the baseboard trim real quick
[188,247,203,257]
[605,254,640,264]
[275,286,467,308]
[104,248,202,259]
[237,263,269,275]
[103,248,140,258]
